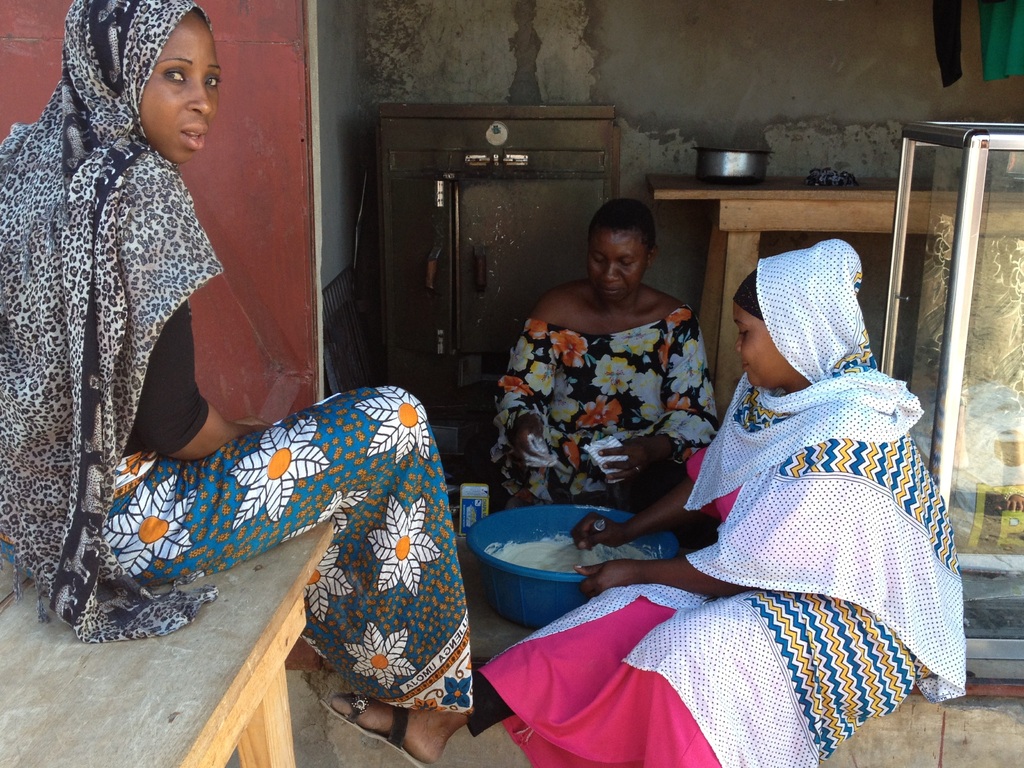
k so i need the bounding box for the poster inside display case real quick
[884,123,1024,659]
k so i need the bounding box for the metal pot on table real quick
[695,146,770,184]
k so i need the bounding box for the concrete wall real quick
[343,0,1022,330]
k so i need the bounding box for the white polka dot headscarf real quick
[757,238,876,385]
[689,239,921,508]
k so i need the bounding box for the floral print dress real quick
[492,306,718,503]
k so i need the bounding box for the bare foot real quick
[328,695,468,764]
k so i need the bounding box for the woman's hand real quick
[577,554,749,600]
[1005,494,1024,512]
[575,478,703,553]
[575,559,647,597]
[572,511,630,550]
[601,434,673,483]
[508,412,550,469]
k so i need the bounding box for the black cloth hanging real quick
[934,0,1010,86]
[934,0,964,86]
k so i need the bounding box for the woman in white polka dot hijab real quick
[690,238,925,506]
[329,239,967,768]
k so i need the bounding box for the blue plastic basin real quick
[465,504,679,628]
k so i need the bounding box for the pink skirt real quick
[480,597,722,768]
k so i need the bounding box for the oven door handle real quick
[424,245,442,294]
[473,245,488,292]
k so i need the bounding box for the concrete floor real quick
[288,669,529,768]
[265,676,1024,768]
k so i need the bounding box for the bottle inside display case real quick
[884,122,1024,659]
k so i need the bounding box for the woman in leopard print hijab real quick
[0,0,222,641]
[1,2,474,719]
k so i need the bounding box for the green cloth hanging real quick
[979,0,1024,79]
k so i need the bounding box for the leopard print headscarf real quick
[0,0,222,641]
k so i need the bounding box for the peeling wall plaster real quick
[361,1,519,103]
[533,0,594,104]
[763,120,905,177]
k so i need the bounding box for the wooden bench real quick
[0,525,332,768]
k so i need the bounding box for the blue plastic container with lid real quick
[465,504,679,628]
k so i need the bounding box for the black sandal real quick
[320,694,427,767]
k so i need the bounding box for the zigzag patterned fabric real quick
[780,435,958,573]
[745,590,917,760]
[731,387,781,432]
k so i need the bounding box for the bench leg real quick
[236,665,297,768]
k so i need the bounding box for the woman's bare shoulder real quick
[638,285,687,319]
[530,281,593,326]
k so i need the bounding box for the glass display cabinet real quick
[883,122,1024,660]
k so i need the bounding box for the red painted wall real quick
[0,0,317,422]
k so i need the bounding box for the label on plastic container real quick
[459,483,489,534]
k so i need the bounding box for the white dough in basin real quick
[485,534,656,573]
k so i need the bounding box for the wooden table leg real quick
[698,225,728,378]
[713,231,761,417]
[236,664,297,768]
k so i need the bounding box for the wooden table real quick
[0,524,332,768]
[649,174,898,414]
